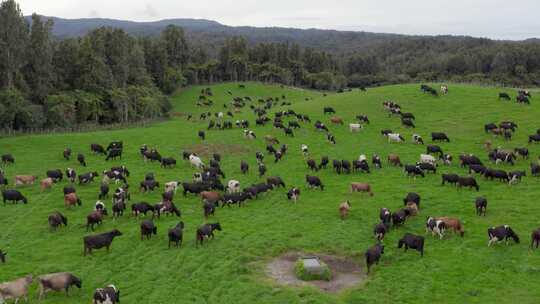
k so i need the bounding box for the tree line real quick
[2,0,540,130]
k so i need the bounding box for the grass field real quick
[2,82,540,304]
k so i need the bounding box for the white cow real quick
[349,123,363,132]
[420,154,436,165]
[165,181,180,194]
[189,154,204,169]
[301,144,309,157]
[388,133,405,143]
[227,180,240,193]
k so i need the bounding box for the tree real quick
[25,14,54,103]
[0,0,29,89]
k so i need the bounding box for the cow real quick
[14,175,37,187]
[441,174,459,186]
[46,169,63,182]
[475,197,488,216]
[339,200,351,220]
[330,116,343,125]
[140,220,157,240]
[365,243,384,274]
[458,176,479,191]
[514,148,529,159]
[167,221,184,248]
[0,275,33,303]
[243,129,256,139]
[426,217,446,239]
[63,148,72,160]
[412,134,424,144]
[91,144,106,155]
[531,228,540,249]
[0,250,5,263]
[420,154,436,165]
[77,153,87,167]
[306,175,324,190]
[48,211,68,231]
[498,92,511,100]
[140,179,160,192]
[405,165,424,178]
[387,133,405,143]
[1,154,14,165]
[350,182,373,196]
[40,177,54,192]
[196,223,222,247]
[528,134,540,143]
[392,209,410,227]
[83,229,122,256]
[374,222,388,241]
[287,187,301,203]
[2,189,27,205]
[484,123,497,133]
[65,168,76,183]
[189,154,205,169]
[436,217,465,237]
[79,172,98,185]
[432,132,450,142]
[86,209,106,231]
[398,233,424,256]
[161,157,177,168]
[240,160,249,174]
[416,162,436,174]
[484,168,510,182]
[37,272,82,300]
[387,154,403,167]
[356,115,370,124]
[488,225,519,246]
[349,123,363,132]
[267,176,285,188]
[323,107,335,114]
[93,284,120,304]
[401,118,415,128]
[352,160,370,173]
[460,154,483,167]
[131,202,155,217]
[426,145,443,157]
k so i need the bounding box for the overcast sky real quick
[17,0,540,40]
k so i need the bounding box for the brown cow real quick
[200,191,223,204]
[387,154,403,167]
[14,175,37,187]
[40,178,54,192]
[350,182,373,196]
[435,217,464,237]
[405,202,419,216]
[339,200,351,220]
[264,135,279,145]
[330,116,344,125]
[64,193,82,208]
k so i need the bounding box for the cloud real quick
[139,3,158,18]
[88,9,100,18]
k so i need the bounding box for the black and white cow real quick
[487,225,519,246]
[93,284,120,304]
[426,217,446,239]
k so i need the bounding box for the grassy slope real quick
[1,82,540,304]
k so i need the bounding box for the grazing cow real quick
[0,171,7,186]
[403,192,421,208]
[528,134,540,143]
[436,217,465,237]
[240,160,249,174]
[38,272,81,300]
[301,144,309,157]
[161,157,177,168]
[349,123,362,132]
[374,222,388,241]
[440,85,448,94]
[79,172,98,185]
[392,209,410,227]
[405,165,424,178]
[441,154,453,165]
[441,173,459,186]
[350,182,373,196]
[198,130,205,140]
[307,159,318,171]
[14,175,37,187]
[0,275,33,303]
[412,134,424,144]
[86,209,106,231]
[226,180,240,193]
[484,168,510,182]
[420,154,436,165]
[1,154,14,165]
[356,115,370,124]
[323,107,335,114]
[426,217,446,239]
[63,148,72,160]
[341,160,351,174]
[83,229,122,256]
[432,132,450,142]
[77,153,87,167]
[90,143,106,155]
[509,171,526,184]
[287,187,301,203]
[416,162,436,174]
[380,208,392,226]
[401,117,415,128]
[243,129,256,139]
[514,147,529,159]
[306,175,324,190]
[65,168,76,183]
[64,192,81,208]
[339,200,351,220]
[499,92,511,100]
[140,220,157,240]
[267,176,285,188]
[2,189,27,205]
[398,233,424,256]
[319,156,329,169]
[352,160,370,173]
[380,129,392,136]
[182,182,212,196]
[484,123,497,133]
[468,164,487,175]
[426,145,443,157]
[40,177,54,192]
[189,154,205,169]
[488,225,519,246]
[314,121,329,132]
[48,211,68,231]
[475,197,487,216]
[46,169,63,182]
[265,135,279,145]
[458,176,479,191]
[105,148,123,161]
[387,154,403,167]
[168,222,184,248]
[140,179,160,192]
[531,228,540,249]
[327,133,336,144]
[460,154,483,167]
[223,191,253,207]
[131,202,155,217]
[330,116,344,125]
[532,163,540,176]
[196,223,222,247]
[93,285,120,304]
[365,243,384,274]
[387,133,405,143]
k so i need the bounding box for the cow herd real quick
[1,84,539,301]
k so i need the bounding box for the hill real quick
[1,83,540,303]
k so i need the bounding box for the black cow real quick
[426,145,443,157]
[48,211,68,231]
[90,144,106,155]
[365,243,384,274]
[469,164,486,175]
[401,118,415,128]
[140,180,160,192]
[398,233,424,256]
[416,162,436,174]
[319,156,329,169]
[341,160,351,174]
[63,148,72,160]
[306,175,324,190]
[380,208,392,225]
[432,132,450,142]
[403,192,421,207]
[196,223,222,247]
[1,154,14,165]
[182,182,211,196]
[106,141,123,151]
[140,220,157,240]
[374,222,388,241]
[475,197,487,216]
[333,160,342,174]
[2,189,27,205]
[77,153,87,167]
[458,177,479,191]
[46,169,63,182]
[240,161,249,174]
[63,185,76,195]
[83,229,122,256]
[392,209,410,227]
[105,148,122,161]
[323,107,335,114]
[352,160,370,173]
[131,202,155,217]
[514,148,529,159]
[307,159,318,171]
[0,249,5,263]
[79,172,98,185]
[528,134,540,143]
[168,222,184,248]
[223,191,253,207]
[460,154,483,167]
[441,174,459,185]
[161,157,176,168]
[532,163,540,176]
[484,123,497,133]
[258,164,267,177]
[499,92,511,100]
[267,176,286,188]
[484,169,509,182]
[488,225,519,246]
[531,228,540,249]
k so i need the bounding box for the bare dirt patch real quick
[185,143,252,157]
[265,251,365,293]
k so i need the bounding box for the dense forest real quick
[1,0,540,131]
